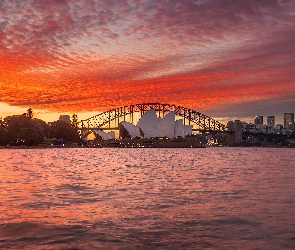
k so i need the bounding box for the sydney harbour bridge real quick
[77,102,229,142]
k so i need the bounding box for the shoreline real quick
[1,145,294,149]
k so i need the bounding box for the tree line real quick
[0,109,80,146]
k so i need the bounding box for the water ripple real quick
[0,148,295,249]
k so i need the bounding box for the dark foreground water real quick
[0,147,294,249]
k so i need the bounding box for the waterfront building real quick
[93,130,115,140]
[265,126,272,134]
[175,120,192,138]
[281,127,289,135]
[286,122,295,132]
[267,116,275,133]
[59,115,71,124]
[245,123,256,133]
[227,120,242,144]
[284,113,294,127]
[254,115,263,125]
[255,124,266,133]
[241,122,247,132]
[119,121,141,138]
[119,109,192,139]
[275,124,283,134]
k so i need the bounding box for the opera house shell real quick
[119,109,192,139]
[93,130,115,140]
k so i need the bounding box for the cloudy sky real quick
[0,0,294,124]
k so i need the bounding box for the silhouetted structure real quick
[284,113,294,127]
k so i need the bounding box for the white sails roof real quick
[108,131,116,139]
[137,109,160,129]
[139,124,165,139]
[119,109,192,139]
[184,125,192,136]
[120,121,141,138]
[175,119,185,138]
[155,111,175,139]
[94,130,115,140]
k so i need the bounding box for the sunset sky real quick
[1,0,294,125]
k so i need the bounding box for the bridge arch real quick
[77,102,227,138]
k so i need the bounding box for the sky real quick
[0,0,295,125]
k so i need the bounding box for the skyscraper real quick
[254,115,263,125]
[284,113,294,127]
[267,116,275,133]
[267,116,275,127]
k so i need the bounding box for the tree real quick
[0,117,6,128]
[18,127,41,146]
[3,115,48,145]
[32,118,51,139]
[0,126,13,146]
[1,113,80,146]
[27,108,33,119]
[71,114,79,128]
[4,115,33,134]
[49,120,80,142]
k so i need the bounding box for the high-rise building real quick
[284,113,294,127]
[286,123,295,132]
[275,124,283,133]
[267,116,275,133]
[267,116,275,127]
[254,115,263,125]
[245,123,256,133]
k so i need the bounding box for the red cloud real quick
[0,0,294,120]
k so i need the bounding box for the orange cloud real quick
[0,0,294,122]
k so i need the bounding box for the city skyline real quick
[1,101,292,128]
[1,0,295,124]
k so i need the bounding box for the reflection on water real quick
[0,148,295,249]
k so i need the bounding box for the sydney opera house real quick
[92,109,205,147]
[93,130,115,141]
[119,109,192,139]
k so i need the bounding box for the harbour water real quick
[0,147,294,249]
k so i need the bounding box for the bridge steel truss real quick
[78,103,227,138]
